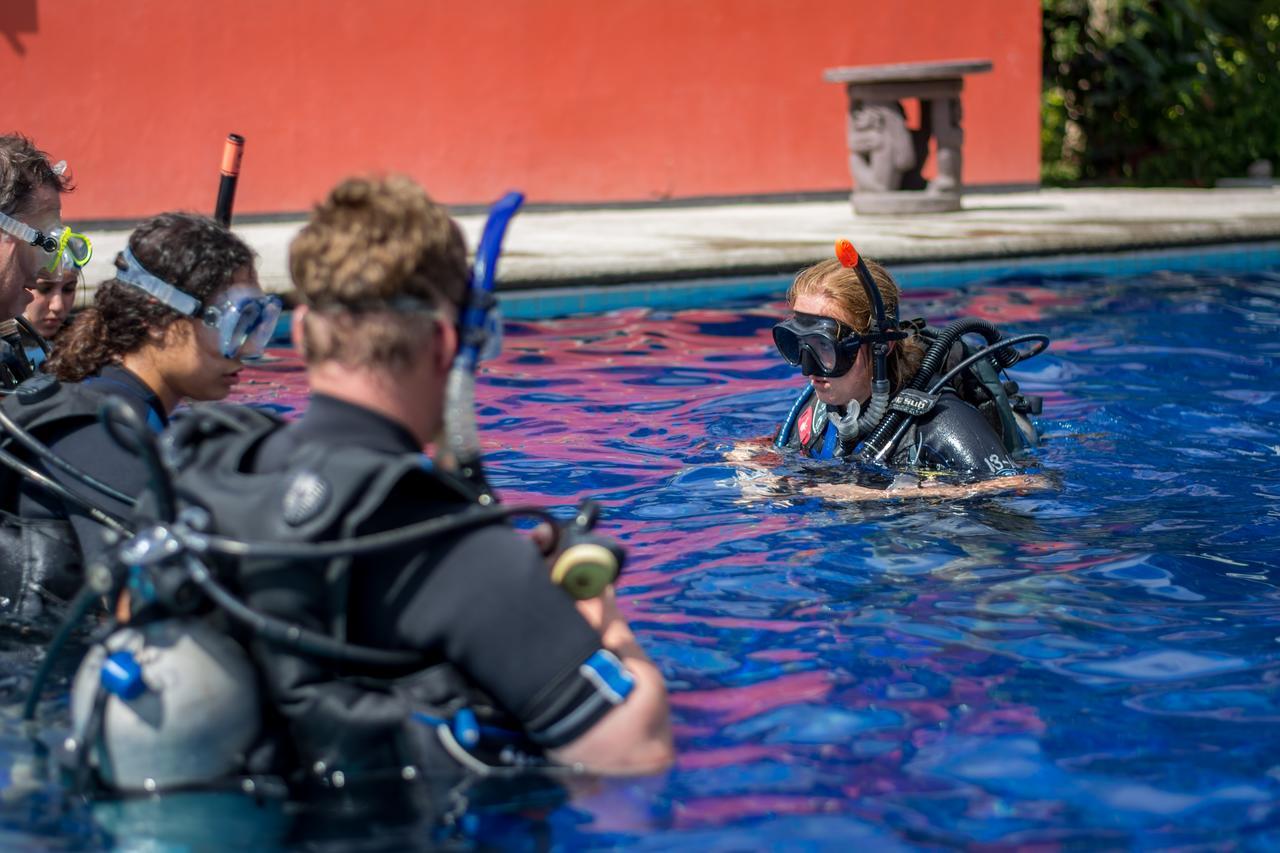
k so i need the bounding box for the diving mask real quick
[772,312,863,377]
[0,209,93,277]
[115,247,280,360]
[203,284,283,361]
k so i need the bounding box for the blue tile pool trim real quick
[496,241,1280,319]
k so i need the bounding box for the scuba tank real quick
[70,618,262,792]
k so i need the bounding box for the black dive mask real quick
[772,312,862,377]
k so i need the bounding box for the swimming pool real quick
[3,259,1279,848]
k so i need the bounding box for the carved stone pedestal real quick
[823,59,993,215]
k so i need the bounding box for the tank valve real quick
[101,650,147,700]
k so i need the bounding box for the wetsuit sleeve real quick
[396,526,616,748]
[911,395,1019,476]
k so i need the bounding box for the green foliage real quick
[1042,0,1280,185]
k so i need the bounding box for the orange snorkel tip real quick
[835,238,859,269]
[219,134,245,178]
[214,133,245,227]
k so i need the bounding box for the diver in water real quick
[771,243,1046,496]
[92,175,672,794]
[0,213,273,617]
[0,135,86,390]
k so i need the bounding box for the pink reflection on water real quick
[676,743,785,770]
[750,649,814,663]
[672,795,843,828]
[670,670,833,723]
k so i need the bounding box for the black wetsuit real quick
[778,386,1019,475]
[214,395,619,775]
[0,366,166,614]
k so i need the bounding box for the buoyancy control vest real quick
[117,404,530,784]
[156,404,479,643]
[0,375,127,616]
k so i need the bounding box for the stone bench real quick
[823,59,993,214]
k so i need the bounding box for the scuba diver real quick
[0,212,274,617]
[0,135,86,389]
[772,241,1048,496]
[44,176,671,801]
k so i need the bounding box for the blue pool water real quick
[3,263,1280,849]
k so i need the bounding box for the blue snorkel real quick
[440,191,625,600]
[443,191,524,505]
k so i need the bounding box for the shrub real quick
[1042,0,1280,185]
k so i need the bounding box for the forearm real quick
[549,592,674,774]
[809,472,1052,502]
[546,651,673,775]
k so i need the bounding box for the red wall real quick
[1,0,1041,221]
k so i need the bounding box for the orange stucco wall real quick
[1,0,1041,221]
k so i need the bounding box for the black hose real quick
[859,317,1023,462]
[875,333,1051,459]
[181,556,422,667]
[913,317,1018,392]
[74,683,110,794]
[22,585,103,721]
[192,503,556,560]
[925,333,1049,397]
[13,316,50,358]
[0,445,130,534]
[0,404,135,507]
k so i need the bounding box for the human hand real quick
[529,521,558,557]
[575,585,637,652]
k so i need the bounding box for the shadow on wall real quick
[1,0,37,56]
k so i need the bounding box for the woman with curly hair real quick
[0,212,278,617]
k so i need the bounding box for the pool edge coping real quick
[495,238,1280,320]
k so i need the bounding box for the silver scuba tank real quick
[70,618,261,792]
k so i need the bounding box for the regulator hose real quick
[0,403,135,507]
[21,586,105,721]
[859,316,1022,463]
[873,332,1050,461]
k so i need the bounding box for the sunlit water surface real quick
[2,267,1279,849]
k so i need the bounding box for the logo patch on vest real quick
[798,404,813,445]
[282,471,331,526]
